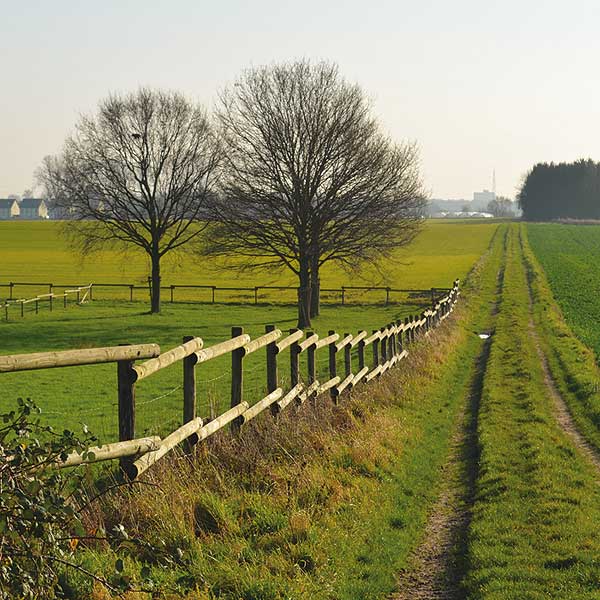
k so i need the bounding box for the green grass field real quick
[7,220,600,598]
[0,220,498,443]
[525,223,600,454]
[527,223,600,358]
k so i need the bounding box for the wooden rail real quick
[0,280,461,478]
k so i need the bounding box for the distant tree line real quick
[518,159,600,221]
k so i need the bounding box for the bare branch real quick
[38,88,221,312]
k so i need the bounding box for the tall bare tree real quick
[204,60,426,327]
[38,88,220,313]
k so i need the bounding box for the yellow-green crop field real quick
[1,220,495,302]
[0,220,498,442]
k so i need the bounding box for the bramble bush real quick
[0,397,102,598]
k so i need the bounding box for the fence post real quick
[266,324,278,415]
[212,286,216,304]
[117,346,136,477]
[49,294,53,312]
[358,334,365,370]
[385,287,390,306]
[76,289,80,304]
[389,324,395,357]
[231,326,244,433]
[9,282,13,300]
[254,287,259,305]
[372,329,379,368]
[397,321,403,354]
[341,287,345,306]
[183,335,198,450]
[89,285,93,301]
[130,285,134,302]
[328,329,337,402]
[48,283,52,295]
[306,330,316,402]
[344,332,352,378]
[380,327,387,364]
[35,299,38,315]
[431,287,436,309]
[170,285,175,303]
[4,304,8,321]
[20,300,23,318]
[289,328,301,390]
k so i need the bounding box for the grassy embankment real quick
[0,221,498,441]
[463,224,600,598]
[526,223,600,452]
[57,228,507,599]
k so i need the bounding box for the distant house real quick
[0,198,20,219]
[19,198,48,219]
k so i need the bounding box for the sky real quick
[2,0,600,200]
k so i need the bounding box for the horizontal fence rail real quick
[0,280,460,478]
[1,284,92,321]
[0,280,452,318]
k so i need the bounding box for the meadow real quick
[0,220,498,442]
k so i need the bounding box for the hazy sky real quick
[2,0,600,200]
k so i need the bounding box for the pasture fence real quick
[0,284,92,321]
[0,280,460,478]
[0,280,451,319]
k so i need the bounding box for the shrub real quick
[0,397,99,599]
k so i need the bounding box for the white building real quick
[472,190,496,210]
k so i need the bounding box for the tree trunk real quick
[309,260,320,318]
[297,258,312,329]
[150,248,161,314]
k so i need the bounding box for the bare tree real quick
[203,60,426,328]
[38,88,220,313]
[487,197,516,218]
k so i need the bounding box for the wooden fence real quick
[1,284,92,321]
[0,280,450,313]
[0,280,460,478]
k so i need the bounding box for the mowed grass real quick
[464,225,600,598]
[1,302,426,442]
[0,220,497,442]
